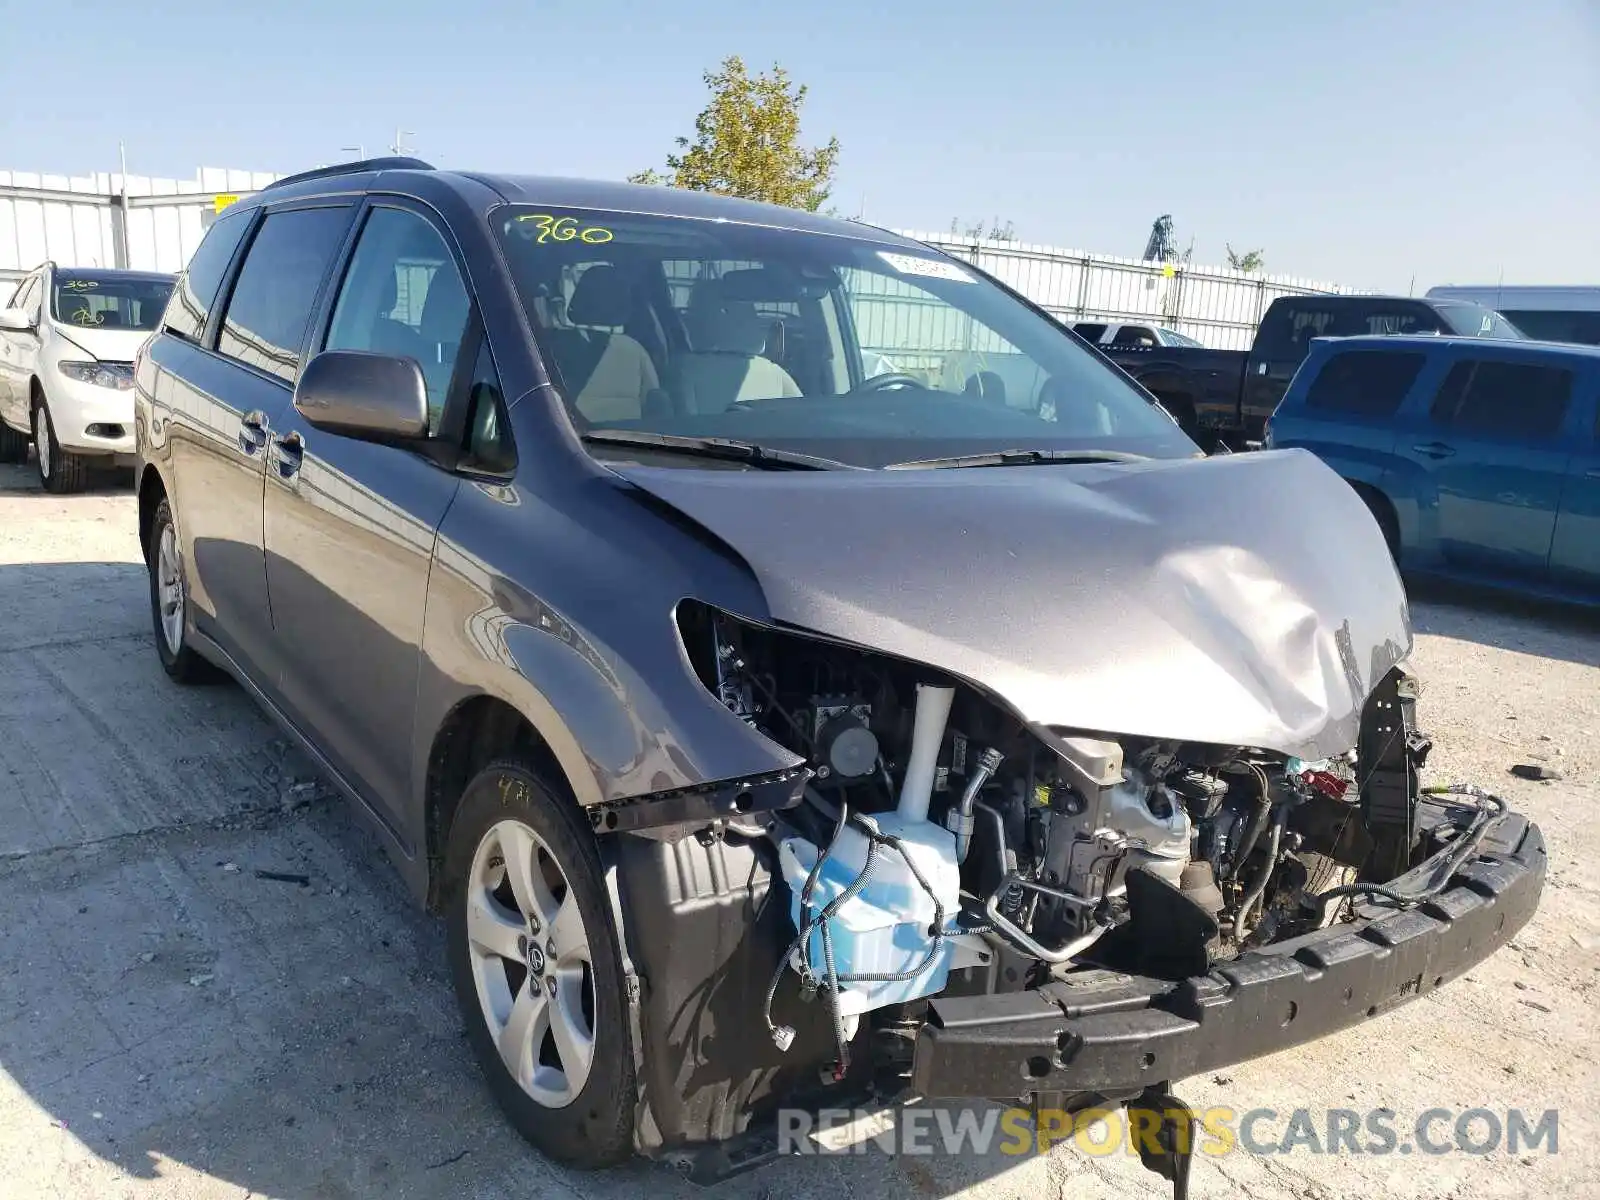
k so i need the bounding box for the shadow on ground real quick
[1409,577,1600,669]
[0,457,134,495]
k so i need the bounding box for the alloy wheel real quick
[34,405,50,479]
[465,819,597,1108]
[156,522,185,654]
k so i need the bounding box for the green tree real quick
[1226,243,1266,273]
[629,56,841,211]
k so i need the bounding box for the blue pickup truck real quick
[1265,334,1600,604]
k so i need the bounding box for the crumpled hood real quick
[614,448,1412,760]
[52,324,153,363]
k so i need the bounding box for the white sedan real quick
[0,265,175,492]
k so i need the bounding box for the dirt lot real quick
[2,460,1597,1200]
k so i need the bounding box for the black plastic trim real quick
[912,811,1545,1099]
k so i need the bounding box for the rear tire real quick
[444,757,635,1168]
[34,395,89,494]
[147,497,216,683]
[0,419,27,464]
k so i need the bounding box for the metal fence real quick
[3,164,1361,349]
[0,167,280,296]
[896,231,1362,350]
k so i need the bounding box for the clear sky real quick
[3,0,1595,293]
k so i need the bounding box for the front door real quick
[262,203,470,832]
[1397,355,1574,582]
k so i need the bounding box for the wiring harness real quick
[763,799,950,1079]
[1304,782,1506,916]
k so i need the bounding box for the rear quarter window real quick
[1258,300,1343,359]
[1429,359,1573,440]
[164,209,253,342]
[1354,303,1442,337]
[1302,350,1426,418]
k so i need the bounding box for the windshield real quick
[51,272,173,332]
[1433,301,1525,340]
[1159,328,1204,347]
[494,206,1195,467]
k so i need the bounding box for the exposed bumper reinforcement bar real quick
[587,767,809,835]
[913,810,1545,1099]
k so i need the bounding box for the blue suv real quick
[1266,334,1600,604]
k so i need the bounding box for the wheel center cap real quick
[526,943,546,974]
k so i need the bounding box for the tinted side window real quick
[218,208,351,383]
[1073,322,1106,343]
[324,207,471,434]
[1259,301,1341,358]
[165,209,252,342]
[1111,325,1157,348]
[1303,350,1425,417]
[1359,305,1440,336]
[1430,360,1572,439]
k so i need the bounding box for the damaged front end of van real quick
[594,451,1546,1197]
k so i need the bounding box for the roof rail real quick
[262,156,436,193]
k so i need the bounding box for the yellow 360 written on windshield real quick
[514,214,615,245]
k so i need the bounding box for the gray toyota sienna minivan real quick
[133,157,1543,1195]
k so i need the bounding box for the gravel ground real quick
[1,459,1596,1200]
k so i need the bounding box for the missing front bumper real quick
[912,809,1545,1100]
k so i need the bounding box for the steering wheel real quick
[860,372,925,392]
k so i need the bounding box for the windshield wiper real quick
[581,429,852,471]
[883,448,1151,470]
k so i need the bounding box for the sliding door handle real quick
[238,410,269,454]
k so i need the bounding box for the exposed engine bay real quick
[628,600,1533,1196]
[677,601,1415,998]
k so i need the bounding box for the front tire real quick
[1352,484,1401,563]
[34,396,89,493]
[147,497,214,683]
[444,758,635,1168]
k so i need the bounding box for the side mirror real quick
[293,350,430,442]
[0,308,34,333]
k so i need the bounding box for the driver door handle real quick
[272,430,304,477]
[1411,441,1456,460]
